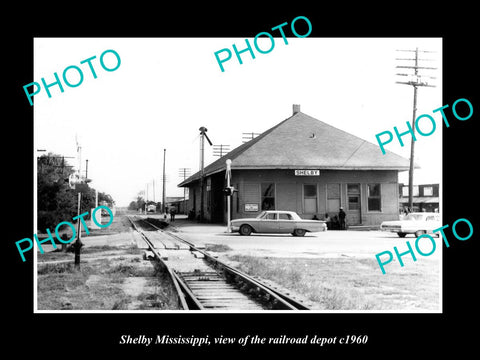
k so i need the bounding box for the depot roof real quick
[179,108,412,187]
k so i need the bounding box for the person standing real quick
[339,207,346,230]
[169,206,176,222]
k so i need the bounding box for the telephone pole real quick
[199,127,212,222]
[152,179,155,202]
[213,144,230,157]
[162,148,166,214]
[226,159,232,233]
[179,167,191,214]
[395,48,436,211]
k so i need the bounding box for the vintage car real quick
[231,210,327,236]
[380,212,441,237]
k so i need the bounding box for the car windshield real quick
[256,211,267,219]
[404,214,425,221]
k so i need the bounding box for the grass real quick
[136,284,177,310]
[81,244,139,254]
[38,262,76,275]
[37,248,180,310]
[37,213,181,311]
[227,255,440,311]
[37,263,112,310]
[204,243,233,252]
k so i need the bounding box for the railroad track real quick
[127,215,310,311]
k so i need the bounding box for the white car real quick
[231,210,327,236]
[380,212,441,237]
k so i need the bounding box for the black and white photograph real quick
[33,36,443,313]
[7,7,478,356]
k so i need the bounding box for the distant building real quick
[399,183,439,213]
[166,196,187,214]
[179,105,412,226]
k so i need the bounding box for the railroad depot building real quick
[178,105,412,226]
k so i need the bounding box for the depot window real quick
[303,184,317,213]
[261,183,275,210]
[367,183,381,212]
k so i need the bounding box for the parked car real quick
[380,212,441,237]
[231,210,327,236]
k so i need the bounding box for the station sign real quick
[294,169,320,176]
[245,203,259,212]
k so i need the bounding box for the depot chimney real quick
[293,104,300,114]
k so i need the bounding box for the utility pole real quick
[152,179,155,202]
[226,159,232,232]
[199,127,212,222]
[162,148,166,215]
[73,192,83,269]
[76,135,82,179]
[396,48,436,211]
[213,144,230,157]
[179,168,191,214]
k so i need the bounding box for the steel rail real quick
[140,217,311,310]
[127,216,189,310]
[171,271,205,310]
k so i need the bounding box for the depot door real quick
[347,184,361,225]
[326,183,341,217]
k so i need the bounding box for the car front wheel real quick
[239,224,252,236]
[397,232,407,238]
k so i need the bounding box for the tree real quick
[127,193,147,211]
[128,201,137,210]
[37,153,76,230]
[136,196,146,211]
[37,153,114,230]
[98,191,115,206]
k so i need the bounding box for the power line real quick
[395,48,437,88]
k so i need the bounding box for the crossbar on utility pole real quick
[213,144,231,157]
[242,132,260,143]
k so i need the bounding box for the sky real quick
[34,37,442,207]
